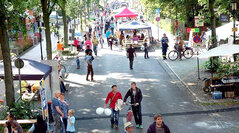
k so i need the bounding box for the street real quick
[62,46,239,133]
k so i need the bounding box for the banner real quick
[40,80,48,120]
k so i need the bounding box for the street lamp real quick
[232,0,237,44]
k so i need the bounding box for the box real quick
[212,91,222,100]
[224,91,235,98]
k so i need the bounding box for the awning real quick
[115,8,138,18]
[118,21,151,31]
[198,44,239,58]
[0,59,52,80]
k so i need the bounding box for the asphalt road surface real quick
[63,45,239,133]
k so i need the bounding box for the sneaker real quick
[139,125,143,129]
[115,125,119,129]
[136,125,139,128]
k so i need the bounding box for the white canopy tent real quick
[198,44,239,59]
[206,21,239,41]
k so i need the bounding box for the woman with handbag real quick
[104,85,123,129]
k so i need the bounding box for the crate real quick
[212,91,222,100]
[224,91,235,98]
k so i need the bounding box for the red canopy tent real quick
[115,8,138,18]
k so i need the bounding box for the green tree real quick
[57,0,68,46]
[0,0,30,107]
[40,0,57,60]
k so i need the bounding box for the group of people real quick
[103,82,171,133]
[51,91,75,133]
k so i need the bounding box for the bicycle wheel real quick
[168,50,179,61]
[183,48,194,59]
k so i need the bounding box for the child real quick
[66,109,75,133]
[76,56,80,69]
[99,36,104,49]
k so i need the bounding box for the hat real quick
[124,122,133,130]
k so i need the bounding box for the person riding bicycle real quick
[123,82,143,129]
[175,36,185,61]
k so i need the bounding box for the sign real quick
[156,17,160,22]
[194,16,204,27]
[15,58,24,69]
[232,27,238,32]
[155,9,160,14]
[187,28,200,33]
[40,80,48,120]
[220,14,230,23]
[193,35,201,44]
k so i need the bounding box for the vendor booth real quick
[118,21,152,48]
[0,59,53,102]
[115,8,138,18]
[198,44,239,99]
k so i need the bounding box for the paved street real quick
[62,45,239,133]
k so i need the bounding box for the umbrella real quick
[198,44,239,59]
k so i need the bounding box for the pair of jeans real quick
[86,65,94,80]
[132,104,142,125]
[93,46,98,56]
[62,117,67,133]
[53,115,62,133]
[144,49,149,58]
[110,108,119,126]
[129,58,134,69]
[162,47,168,59]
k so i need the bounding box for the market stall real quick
[0,59,52,101]
[198,44,239,99]
[115,8,138,18]
[118,21,152,48]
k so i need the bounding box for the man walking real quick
[161,34,169,60]
[147,114,171,133]
[92,36,99,56]
[123,82,143,128]
[127,45,136,70]
[57,41,63,60]
[51,91,64,133]
[85,51,94,81]
[104,85,123,129]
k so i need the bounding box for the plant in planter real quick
[216,60,239,78]
[202,58,222,72]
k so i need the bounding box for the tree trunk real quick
[0,13,15,107]
[209,0,217,48]
[41,0,52,60]
[62,8,68,46]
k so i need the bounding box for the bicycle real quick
[168,45,194,61]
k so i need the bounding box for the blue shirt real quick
[161,37,169,47]
[51,98,60,116]
[106,31,111,38]
[85,55,94,65]
[59,100,69,118]
[66,116,75,132]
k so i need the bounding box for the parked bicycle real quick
[168,44,194,61]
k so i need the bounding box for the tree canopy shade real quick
[115,8,138,18]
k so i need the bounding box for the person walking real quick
[66,109,76,133]
[27,115,48,133]
[147,114,171,133]
[123,82,143,128]
[124,122,134,133]
[57,41,64,60]
[108,35,114,50]
[99,36,104,48]
[51,91,64,133]
[104,85,123,129]
[76,56,80,69]
[7,113,24,133]
[59,93,70,132]
[127,45,136,70]
[110,20,114,34]
[119,31,125,50]
[85,37,92,49]
[85,51,94,81]
[143,40,149,59]
[161,34,169,60]
[92,36,99,56]
[106,29,112,47]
